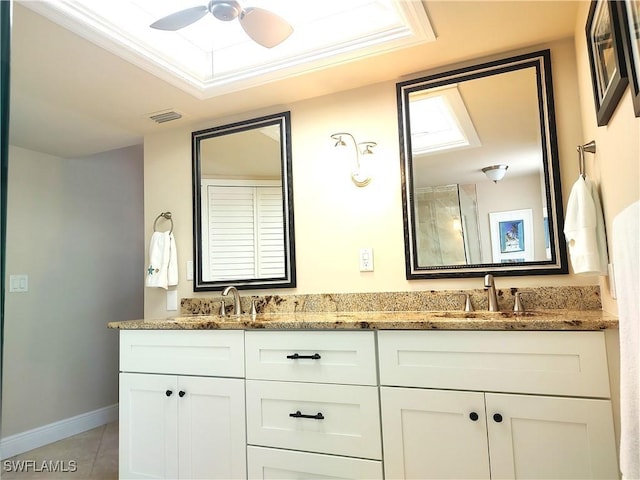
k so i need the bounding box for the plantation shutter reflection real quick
[257,187,285,278]
[202,181,284,281]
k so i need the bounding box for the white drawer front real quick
[245,331,376,385]
[246,380,381,459]
[247,446,383,480]
[378,330,611,398]
[120,330,244,377]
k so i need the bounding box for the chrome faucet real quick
[456,293,474,312]
[221,286,242,315]
[484,274,499,312]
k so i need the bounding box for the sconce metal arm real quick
[330,132,376,187]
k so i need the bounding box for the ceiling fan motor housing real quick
[209,0,242,21]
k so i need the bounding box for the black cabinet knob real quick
[469,412,479,421]
[493,413,503,423]
[165,390,173,397]
[179,391,186,397]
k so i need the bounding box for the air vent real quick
[148,110,182,124]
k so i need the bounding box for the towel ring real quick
[153,212,173,234]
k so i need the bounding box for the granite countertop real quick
[107,309,618,331]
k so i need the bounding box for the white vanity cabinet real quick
[118,330,246,479]
[244,330,383,479]
[378,330,619,479]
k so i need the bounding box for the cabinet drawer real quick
[246,380,381,459]
[120,330,244,377]
[378,330,611,397]
[245,331,376,385]
[247,446,383,480]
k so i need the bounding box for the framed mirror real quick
[398,49,568,278]
[192,111,296,290]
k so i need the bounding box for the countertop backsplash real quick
[181,285,602,316]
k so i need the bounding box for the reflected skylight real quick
[24,0,435,98]
[409,85,481,155]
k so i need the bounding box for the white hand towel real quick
[146,231,171,289]
[563,176,608,275]
[587,176,609,274]
[613,201,640,480]
[167,232,178,287]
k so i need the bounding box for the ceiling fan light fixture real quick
[210,0,241,21]
[482,164,508,183]
[149,1,294,48]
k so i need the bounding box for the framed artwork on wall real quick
[619,0,640,116]
[586,0,629,126]
[489,209,534,264]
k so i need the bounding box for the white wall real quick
[1,145,144,437]
[144,38,600,319]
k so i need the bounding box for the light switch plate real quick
[9,274,28,293]
[359,248,374,272]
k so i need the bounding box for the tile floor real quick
[2,422,118,479]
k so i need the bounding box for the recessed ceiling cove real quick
[22,0,435,99]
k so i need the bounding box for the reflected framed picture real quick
[619,0,640,116]
[586,0,629,126]
[489,209,534,263]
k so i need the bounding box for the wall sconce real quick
[330,132,377,187]
[482,164,508,183]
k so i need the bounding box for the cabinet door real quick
[486,393,619,479]
[119,373,179,479]
[178,376,246,479]
[380,387,490,479]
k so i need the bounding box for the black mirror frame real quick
[192,111,296,291]
[398,49,568,279]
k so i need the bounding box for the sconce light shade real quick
[482,164,508,183]
[330,132,376,187]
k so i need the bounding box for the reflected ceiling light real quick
[482,164,508,183]
[330,132,377,187]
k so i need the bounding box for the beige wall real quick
[573,1,639,453]
[1,145,144,437]
[574,2,640,316]
[144,37,607,319]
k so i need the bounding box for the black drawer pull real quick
[469,412,479,421]
[165,390,173,397]
[493,413,503,423]
[289,410,325,420]
[179,391,186,398]
[286,353,321,360]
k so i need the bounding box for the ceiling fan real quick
[150,0,294,48]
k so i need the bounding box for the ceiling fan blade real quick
[239,7,293,48]
[150,6,209,31]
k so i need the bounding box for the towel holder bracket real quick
[576,140,596,178]
[153,211,173,234]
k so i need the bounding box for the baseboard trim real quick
[0,404,118,460]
